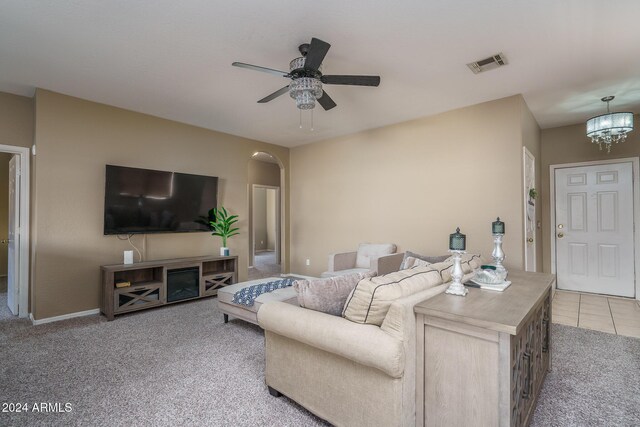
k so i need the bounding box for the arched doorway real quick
[247,152,284,280]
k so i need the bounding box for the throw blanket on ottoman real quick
[232,278,295,307]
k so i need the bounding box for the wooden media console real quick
[101,255,238,320]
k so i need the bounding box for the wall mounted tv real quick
[104,165,218,235]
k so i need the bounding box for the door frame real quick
[549,157,639,300]
[523,147,536,272]
[0,144,30,317]
[251,184,281,267]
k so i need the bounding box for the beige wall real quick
[0,153,11,276]
[540,117,640,273]
[31,89,289,319]
[0,92,33,148]
[290,95,534,276]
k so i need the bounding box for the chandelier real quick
[586,96,634,153]
[288,57,323,110]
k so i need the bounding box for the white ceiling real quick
[1,1,639,147]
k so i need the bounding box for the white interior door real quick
[7,155,19,315]
[524,148,536,272]
[555,162,635,297]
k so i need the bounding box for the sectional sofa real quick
[257,254,481,427]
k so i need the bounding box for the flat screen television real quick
[104,165,218,235]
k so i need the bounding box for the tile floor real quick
[552,290,640,338]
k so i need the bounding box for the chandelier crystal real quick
[586,96,634,153]
[288,57,323,110]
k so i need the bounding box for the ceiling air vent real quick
[467,53,507,74]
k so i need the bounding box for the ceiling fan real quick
[232,37,380,111]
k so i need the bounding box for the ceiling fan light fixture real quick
[232,37,379,113]
[586,96,634,153]
[289,77,322,110]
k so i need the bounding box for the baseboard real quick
[30,308,100,325]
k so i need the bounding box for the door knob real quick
[527,237,534,243]
[557,232,564,239]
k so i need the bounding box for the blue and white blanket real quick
[232,278,295,307]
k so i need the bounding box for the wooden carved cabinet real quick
[415,270,555,427]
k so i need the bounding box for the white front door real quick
[524,148,536,272]
[7,155,19,314]
[555,162,635,297]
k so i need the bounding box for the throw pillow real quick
[342,266,445,325]
[294,271,375,316]
[400,250,449,270]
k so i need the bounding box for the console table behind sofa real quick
[415,270,554,427]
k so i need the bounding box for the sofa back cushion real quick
[342,254,484,326]
[294,271,375,316]
[355,243,397,269]
[342,266,444,325]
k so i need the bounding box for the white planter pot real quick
[220,247,230,256]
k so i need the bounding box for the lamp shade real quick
[492,217,505,234]
[586,112,633,139]
[585,96,634,153]
[449,227,466,251]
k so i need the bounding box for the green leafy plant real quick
[209,207,239,247]
[529,188,538,200]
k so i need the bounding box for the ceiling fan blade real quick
[257,86,290,103]
[304,38,331,71]
[321,75,381,86]
[232,62,289,78]
[317,91,337,111]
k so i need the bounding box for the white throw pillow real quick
[355,243,397,269]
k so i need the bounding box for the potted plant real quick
[209,207,239,256]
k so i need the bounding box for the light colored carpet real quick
[0,298,326,427]
[530,324,640,426]
[248,251,281,281]
[2,299,638,426]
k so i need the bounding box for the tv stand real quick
[100,255,238,320]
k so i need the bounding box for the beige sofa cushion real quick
[355,243,397,269]
[342,266,444,325]
[342,254,484,326]
[294,271,375,316]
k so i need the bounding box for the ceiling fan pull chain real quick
[311,109,314,131]
[299,109,302,129]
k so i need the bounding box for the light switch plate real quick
[124,250,134,265]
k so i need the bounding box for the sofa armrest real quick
[327,251,357,272]
[380,284,448,342]
[258,301,404,378]
[374,252,405,275]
